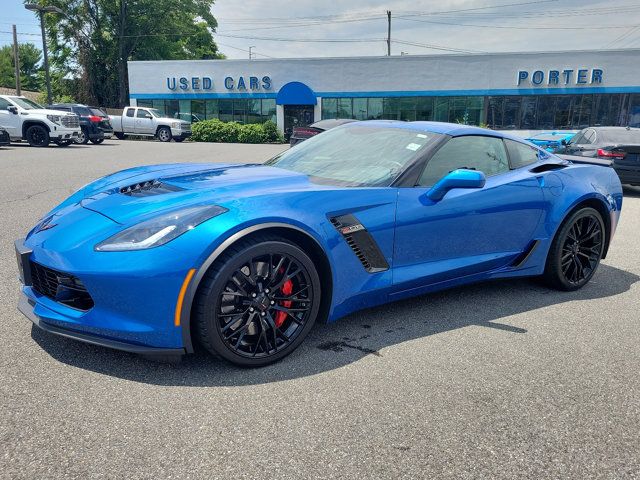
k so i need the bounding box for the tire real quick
[25,125,50,147]
[195,234,321,367]
[54,139,73,147]
[90,138,104,145]
[114,132,125,140]
[75,128,89,144]
[543,207,605,291]
[157,126,172,142]
[174,138,185,143]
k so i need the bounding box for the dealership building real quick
[127,49,640,134]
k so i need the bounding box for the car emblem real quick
[36,216,57,233]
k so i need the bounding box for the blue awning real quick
[276,81,317,105]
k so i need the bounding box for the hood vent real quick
[119,180,184,197]
[330,214,389,273]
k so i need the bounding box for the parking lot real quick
[1,139,639,479]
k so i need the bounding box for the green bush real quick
[191,119,283,144]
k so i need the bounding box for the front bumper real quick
[171,129,192,140]
[15,233,191,355]
[49,127,80,140]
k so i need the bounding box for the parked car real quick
[15,121,622,366]
[0,95,80,147]
[0,126,9,147]
[110,106,191,142]
[555,126,640,185]
[525,131,576,152]
[48,103,112,145]
[289,118,357,146]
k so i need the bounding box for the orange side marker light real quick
[175,268,196,327]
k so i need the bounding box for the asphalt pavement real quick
[1,139,639,479]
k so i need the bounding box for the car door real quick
[122,107,136,133]
[0,97,21,138]
[135,108,155,134]
[393,135,545,290]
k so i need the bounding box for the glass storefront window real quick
[337,98,352,118]
[367,98,383,119]
[353,98,367,120]
[205,100,219,120]
[434,98,449,122]
[191,100,205,122]
[321,98,337,119]
[262,99,276,123]
[219,99,233,122]
[416,97,433,121]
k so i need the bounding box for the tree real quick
[27,0,223,107]
[0,43,43,92]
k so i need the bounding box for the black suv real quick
[47,103,113,145]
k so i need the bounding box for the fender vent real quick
[119,180,184,197]
[330,214,389,273]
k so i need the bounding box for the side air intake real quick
[330,214,389,273]
[119,180,184,197]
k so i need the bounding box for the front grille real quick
[30,261,94,311]
[61,114,80,128]
[119,179,184,197]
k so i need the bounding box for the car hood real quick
[79,162,330,224]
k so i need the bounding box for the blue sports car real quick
[525,131,577,152]
[15,121,623,366]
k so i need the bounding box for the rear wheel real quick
[195,235,321,367]
[75,128,89,144]
[157,126,172,142]
[543,207,605,291]
[25,125,49,147]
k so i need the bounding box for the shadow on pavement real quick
[32,263,639,386]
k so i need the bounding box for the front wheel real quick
[543,207,605,291]
[195,235,321,367]
[114,132,125,140]
[157,127,172,142]
[26,125,50,147]
[174,137,185,143]
[54,139,73,147]
[90,138,104,144]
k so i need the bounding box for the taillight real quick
[294,127,320,136]
[88,115,102,123]
[597,148,625,159]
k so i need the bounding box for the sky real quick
[2,0,639,58]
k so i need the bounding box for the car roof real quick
[347,120,527,142]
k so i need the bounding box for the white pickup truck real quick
[110,106,191,142]
[0,95,81,147]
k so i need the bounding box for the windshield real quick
[265,124,440,187]
[600,128,640,144]
[147,108,162,118]
[10,97,43,110]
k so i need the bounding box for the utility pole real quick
[387,10,391,56]
[38,12,51,103]
[12,25,21,95]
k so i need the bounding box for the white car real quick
[0,95,81,147]
[110,107,191,142]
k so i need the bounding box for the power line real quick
[396,16,640,30]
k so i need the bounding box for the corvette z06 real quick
[15,121,622,366]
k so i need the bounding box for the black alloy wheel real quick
[26,125,49,147]
[544,207,605,291]
[195,235,321,367]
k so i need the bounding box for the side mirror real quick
[426,169,486,202]
[8,106,18,114]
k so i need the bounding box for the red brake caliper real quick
[275,278,293,328]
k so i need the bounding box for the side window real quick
[505,139,540,169]
[136,109,149,118]
[583,129,596,144]
[125,108,135,117]
[0,98,11,110]
[418,136,510,187]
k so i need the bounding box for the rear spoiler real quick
[556,154,612,167]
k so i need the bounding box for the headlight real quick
[95,205,227,251]
[47,115,62,125]
[171,122,181,129]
